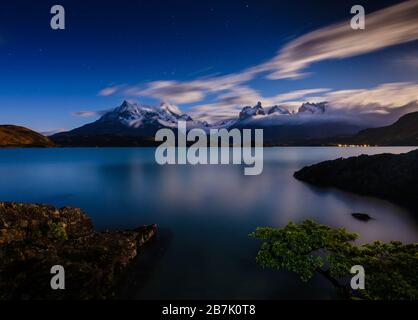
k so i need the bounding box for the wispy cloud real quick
[126,81,206,104]
[189,87,332,121]
[98,1,418,120]
[115,69,258,104]
[71,109,111,117]
[189,82,418,122]
[325,82,418,109]
[98,85,123,97]
[187,66,215,77]
[263,0,418,79]
[393,54,418,69]
[40,128,66,136]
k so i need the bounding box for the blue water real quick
[0,147,417,299]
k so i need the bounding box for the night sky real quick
[0,0,417,132]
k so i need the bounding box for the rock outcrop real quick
[294,149,418,204]
[0,202,156,299]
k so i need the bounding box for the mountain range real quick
[1,100,416,147]
[50,100,371,146]
[343,111,418,146]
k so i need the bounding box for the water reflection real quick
[0,147,416,298]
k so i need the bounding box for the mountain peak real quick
[114,100,144,114]
[268,105,291,115]
[298,102,327,114]
[159,102,182,116]
[97,100,197,128]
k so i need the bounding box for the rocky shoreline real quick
[0,202,156,299]
[294,149,418,207]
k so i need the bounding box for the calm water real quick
[0,147,417,299]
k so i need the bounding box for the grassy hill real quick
[0,125,55,148]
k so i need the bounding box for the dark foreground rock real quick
[294,149,418,205]
[351,213,373,221]
[0,202,156,299]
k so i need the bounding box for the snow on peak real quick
[298,102,327,114]
[98,100,330,131]
[159,102,182,116]
[114,100,153,115]
[100,100,198,128]
[267,105,291,115]
[239,102,266,120]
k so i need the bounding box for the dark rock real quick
[0,202,156,299]
[351,213,373,221]
[294,149,418,205]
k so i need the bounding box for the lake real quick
[0,147,417,299]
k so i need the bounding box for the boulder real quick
[351,213,373,221]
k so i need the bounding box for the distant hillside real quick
[319,111,418,146]
[0,125,55,148]
[352,111,418,146]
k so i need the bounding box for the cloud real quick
[325,82,418,109]
[71,109,111,117]
[190,82,418,122]
[269,88,331,103]
[126,81,206,104]
[394,54,418,69]
[40,129,66,136]
[98,85,122,96]
[189,87,332,121]
[187,66,215,77]
[264,0,418,79]
[97,1,418,120]
[121,69,258,104]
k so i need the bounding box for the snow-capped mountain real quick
[239,102,266,120]
[230,101,366,144]
[51,100,366,146]
[238,101,294,122]
[234,101,328,125]
[50,100,210,146]
[99,100,200,128]
[298,102,327,114]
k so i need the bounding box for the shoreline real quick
[0,202,157,299]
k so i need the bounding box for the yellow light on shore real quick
[336,144,371,147]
